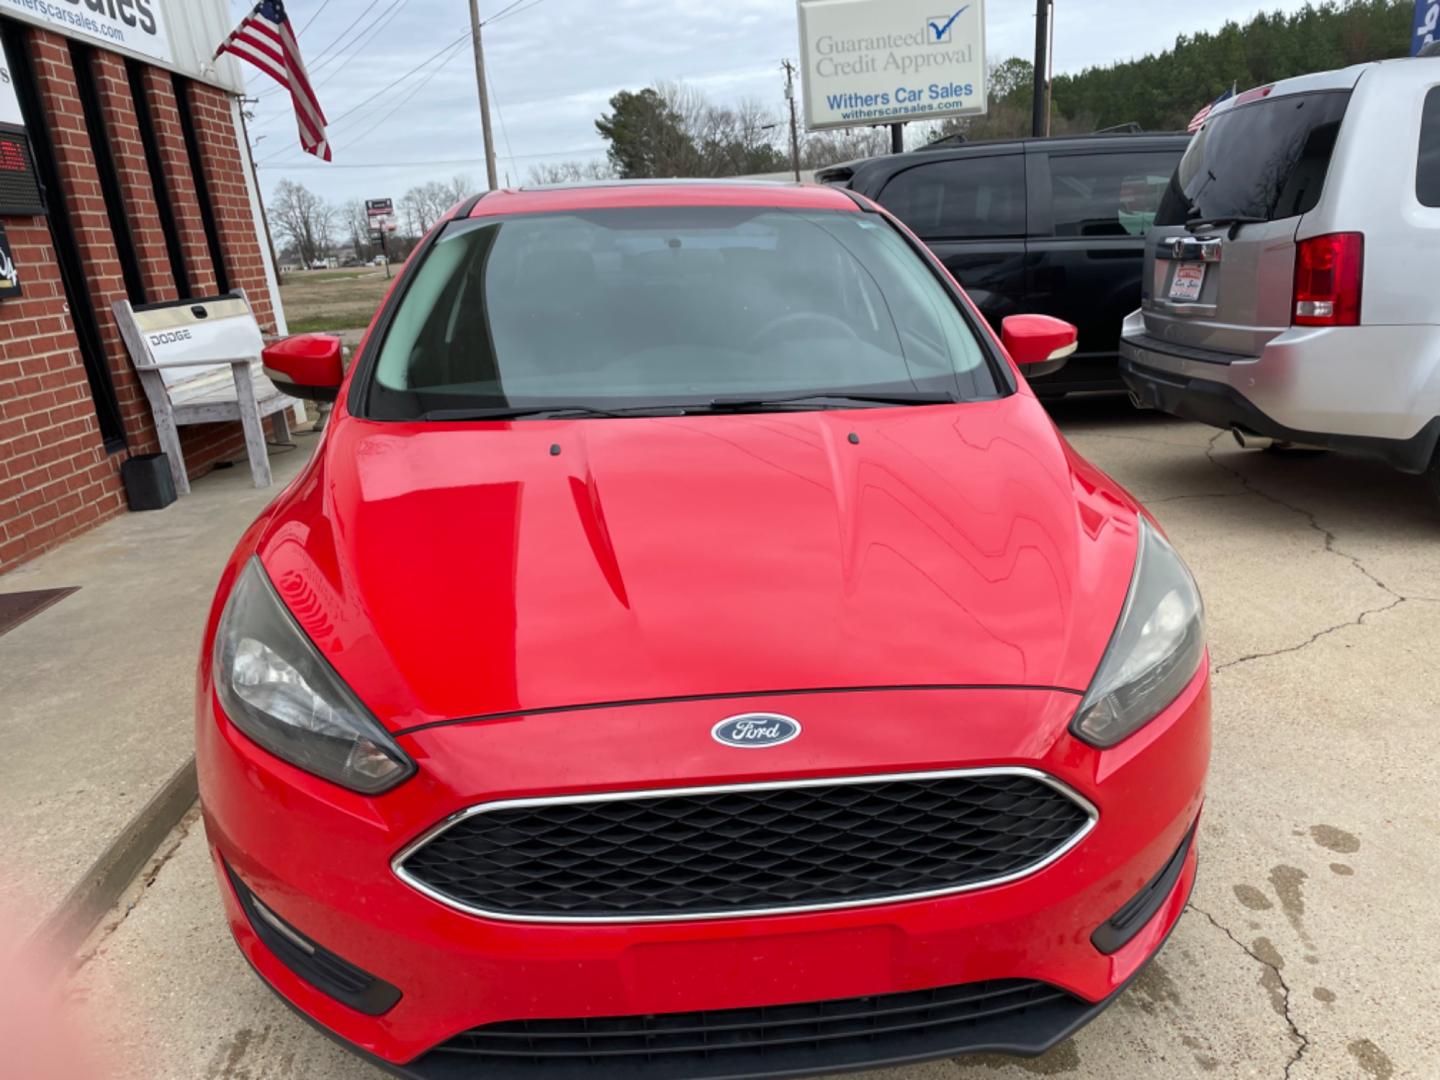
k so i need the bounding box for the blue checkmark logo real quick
[927,5,969,43]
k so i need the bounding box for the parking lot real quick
[57,397,1440,1080]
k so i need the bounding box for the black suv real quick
[819,133,1189,394]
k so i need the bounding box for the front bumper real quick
[198,676,1209,1075]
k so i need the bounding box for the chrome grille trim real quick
[391,767,1099,925]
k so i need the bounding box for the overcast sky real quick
[239,0,1319,207]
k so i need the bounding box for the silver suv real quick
[1120,59,1440,501]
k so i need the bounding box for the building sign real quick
[0,224,20,299]
[366,197,397,234]
[0,30,21,127]
[0,28,44,216]
[796,0,987,131]
[0,0,173,65]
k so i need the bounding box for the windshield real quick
[1156,90,1351,226]
[365,206,999,418]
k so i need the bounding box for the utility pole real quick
[468,0,499,191]
[1032,0,1052,138]
[782,60,802,181]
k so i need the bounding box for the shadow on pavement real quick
[1044,392,1439,539]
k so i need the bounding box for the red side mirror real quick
[1001,315,1079,368]
[262,334,344,403]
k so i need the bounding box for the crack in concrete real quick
[1190,902,1310,1078]
[1213,595,1407,673]
[1203,433,1417,674]
[1147,491,1251,506]
[1069,430,1214,450]
[69,805,199,974]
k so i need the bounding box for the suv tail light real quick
[1293,232,1363,326]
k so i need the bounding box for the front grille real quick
[422,979,1087,1079]
[395,770,1095,921]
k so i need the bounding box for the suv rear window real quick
[1157,90,1351,225]
[1418,86,1440,207]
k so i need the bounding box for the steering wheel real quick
[748,311,860,350]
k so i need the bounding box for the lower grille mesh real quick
[426,979,1083,1077]
[398,771,1093,920]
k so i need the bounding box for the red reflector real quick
[1293,232,1363,327]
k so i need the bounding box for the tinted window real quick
[878,155,1025,239]
[1418,87,1440,207]
[1157,91,1351,225]
[367,206,998,418]
[1048,152,1182,237]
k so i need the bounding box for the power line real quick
[482,0,530,24]
[258,147,607,169]
[487,67,517,183]
[295,0,334,37]
[257,30,471,162]
[253,0,391,101]
[307,0,387,67]
[338,37,470,150]
[309,0,415,93]
[486,0,547,26]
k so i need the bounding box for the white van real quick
[1120,59,1440,502]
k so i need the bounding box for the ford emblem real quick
[711,713,801,749]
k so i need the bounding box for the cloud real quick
[250,0,1316,203]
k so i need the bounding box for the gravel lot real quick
[65,397,1440,1080]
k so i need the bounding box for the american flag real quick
[1187,85,1236,134]
[216,1,330,161]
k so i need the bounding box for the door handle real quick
[1163,236,1223,262]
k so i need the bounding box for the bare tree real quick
[268,179,334,266]
[439,173,475,205]
[526,159,616,186]
[342,199,371,260]
[799,128,891,170]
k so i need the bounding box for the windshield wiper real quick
[418,392,959,422]
[1185,214,1265,238]
[418,404,686,421]
[695,391,959,414]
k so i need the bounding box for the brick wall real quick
[0,27,285,576]
[0,220,126,571]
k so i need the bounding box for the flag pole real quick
[238,102,283,286]
[468,0,500,191]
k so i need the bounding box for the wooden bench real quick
[113,292,299,495]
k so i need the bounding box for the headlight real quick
[213,559,415,794]
[1071,520,1206,748]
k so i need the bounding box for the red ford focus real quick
[199,181,1209,1078]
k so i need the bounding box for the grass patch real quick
[280,268,391,336]
[286,312,377,334]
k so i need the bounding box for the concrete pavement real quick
[64,399,1440,1079]
[0,439,316,948]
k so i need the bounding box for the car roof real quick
[818,131,1191,184]
[464,179,860,218]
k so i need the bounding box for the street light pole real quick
[468,0,500,191]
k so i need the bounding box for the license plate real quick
[1168,262,1206,302]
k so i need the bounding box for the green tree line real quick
[590,1,1416,175]
[1045,0,1413,133]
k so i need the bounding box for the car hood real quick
[257,396,1140,733]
